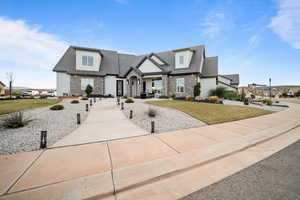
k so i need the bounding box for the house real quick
[0,81,5,95]
[53,45,239,97]
[218,74,239,92]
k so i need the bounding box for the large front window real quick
[176,78,185,93]
[152,79,162,93]
[82,56,94,66]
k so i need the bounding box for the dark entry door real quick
[143,81,146,93]
[116,80,123,96]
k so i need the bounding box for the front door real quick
[143,81,146,93]
[116,80,123,97]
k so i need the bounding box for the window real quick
[82,56,94,66]
[176,78,185,93]
[179,55,184,65]
[81,78,94,90]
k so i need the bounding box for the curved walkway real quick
[0,101,300,200]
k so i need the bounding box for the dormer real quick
[173,48,194,69]
[75,49,102,71]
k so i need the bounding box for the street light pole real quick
[269,78,272,99]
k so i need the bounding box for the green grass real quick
[147,100,273,125]
[0,99,62,115]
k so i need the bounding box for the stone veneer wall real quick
[168,74,198,97]
[70,75,104,96]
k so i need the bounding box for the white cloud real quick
[0,17,68,88]
[200,12,225,38]
[269,0,300,49]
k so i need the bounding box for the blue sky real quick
[0,0,299,88]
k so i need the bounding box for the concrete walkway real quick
[53,99,148,147]
[1,102,300,200]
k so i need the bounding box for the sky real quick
[0,0,299,88]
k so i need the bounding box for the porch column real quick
[162,75,168,96]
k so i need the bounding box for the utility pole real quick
[269,78,272,99]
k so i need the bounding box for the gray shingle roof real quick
[53,45,218,78]
[222,74,240,85]
[202,56,218,77]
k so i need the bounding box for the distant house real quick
[0,81,5,95]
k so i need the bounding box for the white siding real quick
[105,76,116,96]
[200,78,217,97]
[76,50,101,71]
[139,59,162,73]
[81,78,94,90]
[56,72,70,96]
[175,50,193,69]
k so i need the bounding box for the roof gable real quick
[137,58,162,73]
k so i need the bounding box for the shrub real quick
[225,91,238,100]
[71,100,79,104]
[147,107,157,117]
[275,100,279,103]
[134,96,140,99]
[140,93,147,99]
[185,95,193,101]
[125,98,134,103]
[264,99,273,106]
[244,98,249,105]
[159,95,169,99]
[122,96,127,99]
[208,96,220,103]
[15,94,22,99]
[1,112,33,129]
[169,94,176,99]
[39,95,48,99]
[81,97,88,100]
[50,105,64,110]
[195,96,206,101]
[85,84,93,97]
[282,90,288,97]
[194,83,201,97]
[209,87,227,98]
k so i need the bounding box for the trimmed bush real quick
[225,91,238,100]
[263,99,273,106]
[125,98,134,103]
[194,83,201,97]
[169,94,176,99]
[185,95,193,101]
[133,96,140,99]
[49,104,64,110]
[39,95,48,99]
[85,84,93,97]
[209,87,227,98]
[147,107,157,117]
[1,112,33,129]
[244,98,250,105]
[208,96,220,103]
[159,95,169,99]
[140,93,147,99]
[81,97,88,100]
[70,100,79,104]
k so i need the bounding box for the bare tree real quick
[6,72,15,100]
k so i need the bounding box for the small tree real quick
[194,82,201,97]
[296,89,300,97]
[6,72,14,100]
[85,84,93,97]
[209,87,227,98]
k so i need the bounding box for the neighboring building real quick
[0,81,5,95]
[53,45,239,97]
[218,74,239,92]
[239,85,300,97]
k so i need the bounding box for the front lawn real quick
[146,100,273,125]
[0,99,62,115]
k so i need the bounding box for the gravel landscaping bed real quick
[122,100,206,133]
[0,99,89,154]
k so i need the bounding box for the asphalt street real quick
[181,139,300,200]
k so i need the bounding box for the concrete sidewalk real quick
[53,99,148,147]
[0,102,300,200]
